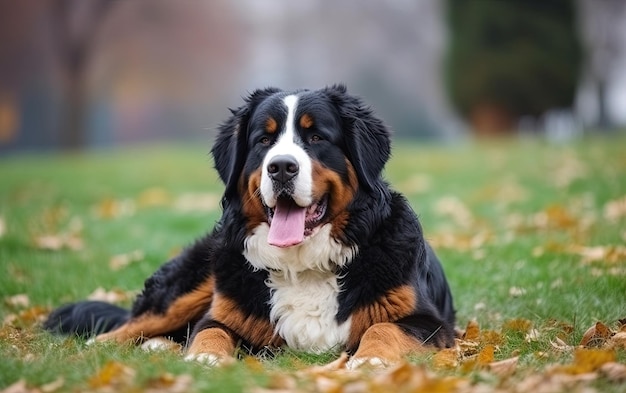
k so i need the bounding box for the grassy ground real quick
[1,135,625,392]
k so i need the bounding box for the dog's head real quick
[212,84,391,248]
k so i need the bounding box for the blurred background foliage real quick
[446,0,581,134]
[0,0,625,153]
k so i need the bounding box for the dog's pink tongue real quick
[268,198,306,247]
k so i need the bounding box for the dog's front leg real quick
[185,327,236,366]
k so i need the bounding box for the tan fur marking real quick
[311,159,358,238]
[352,322,424,363]
[210,293,283,348]
[265,117,278,133]
[240,169,266,231]
[96,278,214,343]
[186,327,236,358]
[346,285,417,351]
[299,113,314,129]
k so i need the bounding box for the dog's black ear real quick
[212,87,281,198]
[323,84,391,193]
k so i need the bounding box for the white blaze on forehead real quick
[260,94,313,208]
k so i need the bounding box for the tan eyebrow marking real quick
[299,113,314,129]
[266,117,278,133]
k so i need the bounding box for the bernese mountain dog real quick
[45,84,455,368]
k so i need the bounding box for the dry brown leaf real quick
[3,306,49,327]
[87,287,130,304]
[137,187,171,208]
[40,377,64,393]
[174,193,220,212]
[33,233,83,251]
[4,294,29,308]
[550,337,574,352]
[88,361,135,389]
[603,195,626,221]
[463,319,480,342]
[580,321,614,348]
[477,344,495,366]
[502,318,532,333]
[94,197,135,219]
[599,362,626,382]
[488,356,518,377]
[609,331,626,350]
[144,373,193,393]
[480,330,505,346]
[508,286,526,297]
[434,196,474,227]
[0,216,6,239]
[1,379,30,393]
[109,250,144,271]
[432,347,459,370]
[552,348,616,375]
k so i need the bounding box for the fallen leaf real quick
[87,287,130,304]
[109,250,144,271]
[88,361,135,389]
[463,320,480,342]
[508,286,526,297]
[33,233,83,251]
[4,294,29,308]
[477,344,495,366]
[145,373,193,393]
[94,197,136,219]
[480,330,505,346]
[603,195,626,221]
[525,328,540,342]
[599,362,626,382]
[609,331,626,350]
[552,348,616,375]
[40,377,64,393]
[0,216,6,238]
[1,379,30,393]
[174,193,220,212]
[434,196,474,228]
[550,337,574,352]
[502,318,532,333]
[137,187,171,208]
[580,321,614,348]
[488,356,518,377]
[432,348,459,370]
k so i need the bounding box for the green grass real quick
[1,136,625,392]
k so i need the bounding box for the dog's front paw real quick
[184,352,234,367]
[346,356,389,370]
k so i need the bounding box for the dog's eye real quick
[310,135,322,143]
[259,136,271,145]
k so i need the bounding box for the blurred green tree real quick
[446,0,582,134]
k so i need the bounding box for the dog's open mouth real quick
[266,195,328,248]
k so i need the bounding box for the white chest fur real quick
[243,222,356,352]
[267,270,351,352]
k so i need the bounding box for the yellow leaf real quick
[88,361,135,389]
[137,187,171,208]
[463,320,480,342]
[432,348,459,370]
[502,318,532,333]
[477,344,495,366]
[553,348,616,375]
[480,330,504,346]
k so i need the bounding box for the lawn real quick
[1,135,625,392]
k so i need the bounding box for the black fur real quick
[45,84,455,356]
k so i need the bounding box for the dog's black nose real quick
[267,154,299,184]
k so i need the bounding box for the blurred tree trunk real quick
[49,0,114,150]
